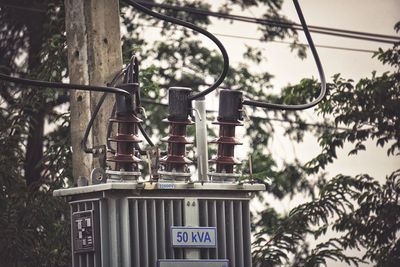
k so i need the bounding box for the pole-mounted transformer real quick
[50,1,325,266]
[54,82,265,267]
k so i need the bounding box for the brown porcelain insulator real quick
[209,121,242,173]
[106,83,142,172]
[107,113,142,171]
[160,118,193,173]
[209,89,243,175]
[159,87,193,175]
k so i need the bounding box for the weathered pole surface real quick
[65,0,123,183]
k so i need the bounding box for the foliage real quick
[0,1,71,266]
[1,0,399,266]
[252,33,400,266]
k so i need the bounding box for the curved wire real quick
[123,0,229,101]
[0,73,130,96]
[106,56,155,153]
[128,55,155,147]
[84,56,156,153]
[106,103,117,152]
[107,103,154,154]
[138,122,154,147]
[82,69,126,153]
[242,0,327,111]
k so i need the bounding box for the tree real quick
[0,0,398,266]
[0,0,297,266]
[0,1,71,266]
[252,25,400,266]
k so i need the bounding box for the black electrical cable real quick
[132,57,142,107]
[105,54,134,154]
[81,69,126,153]
[0,73,130,96]
[106,103,151,154]
[106,56,155,152]
[123,0,229,101]
[4,1,400,43]
[106,103,117,153]
[0,69,133,154]
[138,123,154,147]
[129,55,155,147]
[135,0,400,44]
[242,0,326,111]
[81,92,108,153]
[213,32,376,53]
[141,23,376,54]
[106,103,150,154]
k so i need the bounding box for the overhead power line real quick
[3,2,398,44]
[135,0,400,44]
[141,97,350,131]
[0,3,46,13]
[141,24,376,54]
[215,33,376,53]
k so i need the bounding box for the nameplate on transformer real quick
[158,259,228,267]
[171,227,217,248]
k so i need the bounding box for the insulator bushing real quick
[209,89,243,182]
[159,87,193,180]
[218,89,243,121]
[107,83,142,173]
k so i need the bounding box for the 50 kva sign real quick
[171,227,217,248]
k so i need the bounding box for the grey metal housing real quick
[56,183,264,267]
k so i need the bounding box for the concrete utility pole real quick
[64,0,123,183]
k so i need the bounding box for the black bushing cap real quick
[168,87,192,120]
[116,83,139,115]
[218,89,243,122]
